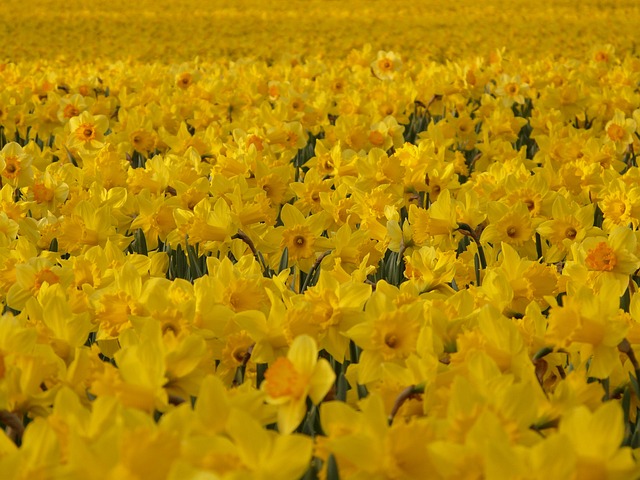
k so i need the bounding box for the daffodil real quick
[278,203,331,273]
[251,159,294,206]
[450,305,531,374]
[480,243,559,315]
[558,402,637,478]
[24,283,92,363]
[320,394,437,479]
[0,142,33,188]
[328,223,383,274]
[599,177,640,230]
[205,256,271,314]
[564,226,640,296]
[229,289,290,364]
[537,195,598,262]
[371,50,402,81]
[305,140,358,179]
[290,168,333,215]
[403,245,456,294]
[408,189,458,246]
[481,201,539,252]
[67,111,109,152]
[160,122,209,156]
[172,197,236,254]
[494,74,530,107]
[225,409,313,479]
[130,190,178,250]
[545,284,629,378]
[347,293,423,384]
[92,320,170,412]
[604,109,637,153]
[6,256,72,311]
[286,269,371,360]
[25,170,69,218]
[261,334,335,434]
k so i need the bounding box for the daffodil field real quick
[3,0,640,478]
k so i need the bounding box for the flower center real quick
[281,224,316,261]
[247,135,264,151]
[369,130,385,146]
[264,357,305,399]
[506,226,518,238]
[3,157,19,178]
[607,124,625,142]
[595,51,609,62]
[285,132,299,147]
[33,268,60,292]
[177,73,192,89]
[564,227,577,240]
[63,104,80,119]
[384,333,398,348]
[161,321,180,337]
[378,59,393,71]
[33,183,54,203]
[585,242,617,271]
[232,348,247,364]
[76,123,96,141]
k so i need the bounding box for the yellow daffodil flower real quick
[262,334,335,434]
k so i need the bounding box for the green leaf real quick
[336,372,349,402]
[535,233,543,260]
[632,415,640,448]
[279,247,289,273]
[593,205,604,229]
[301,459,320,480]
[532,346,554,361]
[474,253,481,286]
[349,341,360,363]
[622,386,631,426]
[357,384,368,399]
[132,229,148,255]
[601,377,610,401]
[629,372,640,398]
[301,405,319,436]
[256,363,268,388]
[326,454,340,480]
[186,242,204,279]
[477,244,487,269]
[621,287,631,312]
[64,147,79,167]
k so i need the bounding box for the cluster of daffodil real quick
[2,0,640,63]
[2,3,640,478]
